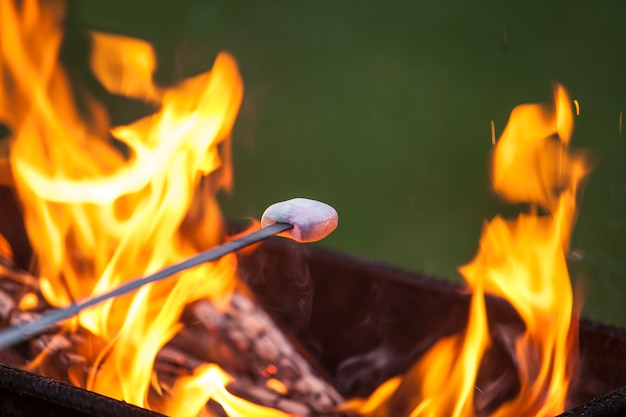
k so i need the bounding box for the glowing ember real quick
[346,85,590,416]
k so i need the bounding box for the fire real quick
[0,0,593,415]
[347,85,590,416]
[469,85,587,416]
[166,364,292,417]
[0,0,268,414]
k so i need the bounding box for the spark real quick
[503,18,509,44]
[490,120,496,145]
[573,100,580,116]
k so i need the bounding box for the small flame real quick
[0,0,290,415]
[349,84,590,416]
[402,289,490,417]
[166,364,294,417]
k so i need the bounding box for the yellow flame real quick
[481,84,587,417]
[410,288,490,417]
[0,0,293,415]
[0,233,13,260]
[339,377,402,415]
[348,84,589,417]
[18,292,38,310]
[166,364,295,417]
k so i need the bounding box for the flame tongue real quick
[429,84,587,416]
[475,84,588,416]
[350,85,590,417]
[418,84,587,416]
[1,0,252,412]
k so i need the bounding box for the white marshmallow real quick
[261,198,338,243]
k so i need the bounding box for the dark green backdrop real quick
[71,1,626,325]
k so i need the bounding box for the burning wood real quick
[0,252,344,415]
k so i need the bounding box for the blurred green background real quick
[71,1,626,325]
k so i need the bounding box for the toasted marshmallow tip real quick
[260,198,338,243]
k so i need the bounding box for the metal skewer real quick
[0,222,292,350]
[0,197,338,351]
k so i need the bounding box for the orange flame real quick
[166,364,294,417]
[0,0,284,414]
[466,84,588,416]
[348,85,589,416]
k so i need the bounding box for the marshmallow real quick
[261,198,338,243]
